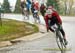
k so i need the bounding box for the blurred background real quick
[0,0,75,16]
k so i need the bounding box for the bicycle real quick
[55,24,66,53]
[33,10,40,23]
[50,24,66,53]
[23,8,29,20]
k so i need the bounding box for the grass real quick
[0,19,39,41]
[43,48,71,51]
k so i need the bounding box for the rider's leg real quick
[41,11,45,17]
[60,28,68,45]
[33,13,37,23]
[36,12,40,23]
[26,9,30,20]
[36,13,39,23]
[58,24,66,39]
[22,8,26,20]
[22,9,24,15]
[60,28,65,38]
[27,8,30,15]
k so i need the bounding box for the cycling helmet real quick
[48,6,53,9]
[21,0,24,2]
[48,6,56,11]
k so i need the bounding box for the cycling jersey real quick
[45,11,62,29]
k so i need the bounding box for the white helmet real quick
[48,6,56,11]
[48,6,53,9]
[21,0,24,2]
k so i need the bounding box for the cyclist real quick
[31,2,35,16]
[40,3,46,17]
[31,1,40,23]
[31,1,39,15]
[44,6,68,45]
[26,0,31,14]
[20,0,26,15]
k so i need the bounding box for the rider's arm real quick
[44,15,55,32]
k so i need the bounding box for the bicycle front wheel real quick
[56,31,66,53]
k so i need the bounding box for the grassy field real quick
[0,19,39,41]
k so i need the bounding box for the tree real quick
[59,0,74,15]
[68,0,74,15]
[47,0,60,12]
[14,0,21,13]
[2,0,11,13]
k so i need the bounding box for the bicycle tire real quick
[56,30,66,53]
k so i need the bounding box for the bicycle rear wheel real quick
[56,31,66,53]
[23,8,29,20]
[33,13,40,23]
